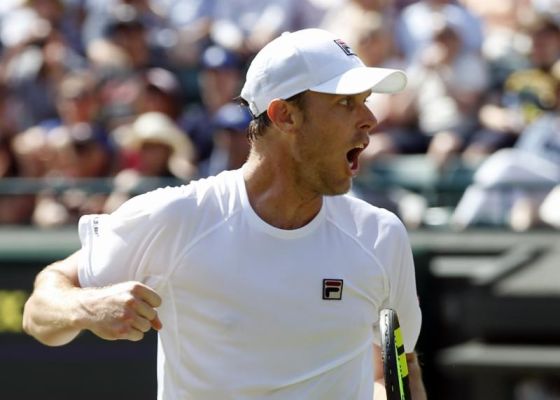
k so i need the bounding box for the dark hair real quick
[239,92,307,142]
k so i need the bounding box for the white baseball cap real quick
[240,28,407,117]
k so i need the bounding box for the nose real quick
[358,103,378,134]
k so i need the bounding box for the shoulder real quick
[325,194,407,243]
[112,170,241,229]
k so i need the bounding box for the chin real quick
[324,179,352,197]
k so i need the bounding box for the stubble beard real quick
[297,158,352,197]
[295,148,352,198]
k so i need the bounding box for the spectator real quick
[137,67,184,121]
[32,123,115,227]
[26,0,85,55]
[396,0,484,63]
[0,6,86,131]
[418,17,491,168]
[11,127,53,180]
[351,13,401,69]
[0,84,21,139]
[105,111,196,212]
[362,16,490,167]
[51,123,114,179]
[451,61,560,230]
[32,69,114,174]
[53,70,103,127]
[460,0,536,81]
[115,112,195,178]
[460,16,560,164]
[210,0,320,55]
[161,0,215,32]
[0,0,554,230]
[0,135,17,178]
[202,102,252,177]
[22,70,116,228]
[180,44,244,165]
[0,134,35,224]
[353,14,413,163]
[320,0,397,48]
[9,127,56,225]
[81,0,170,51]
[100,5,169,70]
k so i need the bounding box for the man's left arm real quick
[405,352,427,400]
[373,344,427,400]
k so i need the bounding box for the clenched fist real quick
[80,281,163,341]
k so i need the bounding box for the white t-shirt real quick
[78,169,422,400]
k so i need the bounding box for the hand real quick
[79,281,163,342]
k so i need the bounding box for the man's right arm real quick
[23,250,162,347]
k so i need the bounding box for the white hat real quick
[132,112,193,156]
[114,112,194,159]
[240,28,407,117]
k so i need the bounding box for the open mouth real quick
[346,144,367,173]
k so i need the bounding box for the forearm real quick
[23,265,87,346]
[24,252,163,346]
[407,352,427,400]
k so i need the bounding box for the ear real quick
[267,99,302,133]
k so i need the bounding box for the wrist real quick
[69,287,96,331]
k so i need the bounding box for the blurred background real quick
[0,0,559,399]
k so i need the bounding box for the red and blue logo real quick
[334,39,356,56]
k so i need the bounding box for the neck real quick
[242,150,323,230]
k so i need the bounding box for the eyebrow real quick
[342,90,372,98]
[338,90,373,101]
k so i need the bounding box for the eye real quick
[338,97,353,107]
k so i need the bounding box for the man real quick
[202,102,253,177]
[23,28,426,399]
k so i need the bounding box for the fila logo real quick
[323,279,343,300]
[334,39,356,56]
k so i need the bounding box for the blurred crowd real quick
[0,0,558,230]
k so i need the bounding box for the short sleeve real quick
[376,217,422,353]
[77,188,185,291]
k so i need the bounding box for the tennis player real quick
[23,28,426,399]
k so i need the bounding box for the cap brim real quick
[310,67,407,95]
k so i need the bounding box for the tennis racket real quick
[379,308,411,400]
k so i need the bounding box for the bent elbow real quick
[21,298,36,337]
[22,299,76,347]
